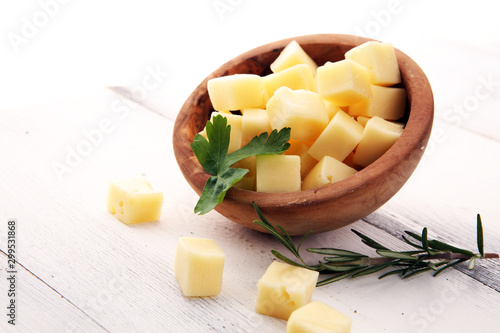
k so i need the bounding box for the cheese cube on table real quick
[255,261,319,320]
[174,237,225,297]
[287,301,352,333]
[256,155,301,193]
[263,64,316,103]
[267,86,329,143]
[106,176,163,225]
[207,74,264,112]
[270,40,318,74]
[302,156,358,191]
[345,41,401,86]
[353,116,404,167]
[208,112,243,153]
[240,108,271,147]
[316,59,372,106]
[348,85,406,120]
[284,139,318,179]
[307,110,364,162]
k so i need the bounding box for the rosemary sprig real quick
[252,202,499,286]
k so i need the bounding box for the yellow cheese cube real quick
[207,74,264,111]
[270,40,318,74]
[240,108,271,147]
[287,301,352,333]
[255,261,319,320]
[323,100,341,120]
[285,139,318,179]
[263,64,316,103]
[232,156,257,191]
[256,155,301,193]
[316,59,372,106]
[174,237,225,297]
[348,85,406,120]
[209,112,242,153]
[302,156,357,191]
[345,41,401,86]
[307,110,364,162]
[353,116,404,167]
[106,176,163,225]
[267,87,329,143]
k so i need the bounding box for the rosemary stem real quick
[322,252,499,267]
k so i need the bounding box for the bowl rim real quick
[173,33,434,211]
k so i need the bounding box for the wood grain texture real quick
[0,88,498,333]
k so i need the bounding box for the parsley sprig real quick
[190,115,290,215]
[252,202,499,286]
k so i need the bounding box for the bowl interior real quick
[173,34,434,235]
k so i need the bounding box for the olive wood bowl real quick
[173,34,434,235]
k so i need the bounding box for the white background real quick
[1,0,499,115]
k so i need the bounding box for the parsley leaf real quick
[190,114,291,215]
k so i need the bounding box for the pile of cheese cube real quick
[173,236,352,332]
[204,40,406,193]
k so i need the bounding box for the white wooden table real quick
[1,1,499,332]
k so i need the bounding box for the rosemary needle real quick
[252,202,499,286]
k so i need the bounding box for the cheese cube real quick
[270,40,318,74]
[256,155,301,193]
[356,116,370,127]
[284,139,318,179]
[240,108,271,147]
[323,100,341,120]
[345,41,401,86]
[263,64,316,103]
[348,85,406,120]
[287,301,352,333]
[209,112,242,153]
[307,110,364,162]
[267,87,329,143]
[316,59,372,106]
[342,151,362,170]
[232,156,257,191]
[174,237,225,297]
[207,74,264,111]
[302,156,357,191]
[106,176,163,225]
[353,116,404,167]
[255,261,319,320]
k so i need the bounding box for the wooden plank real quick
[0,252,106,332]
[0,88,498,332]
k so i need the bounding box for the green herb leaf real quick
[272,250,319,271]
[422,227,430,254]
[194,168,248,214]
[317,272,354,285]
[190,116,230,176]
[351,262,396,278]
[378,268,407,279]
[323,257,363,263]
[477,214,484,257]
[376,250,418,260]
[433,259,467,277]
[351,229,390,251]
[224,128,291,168]
[191,115,291,214]
[307,248,367,257]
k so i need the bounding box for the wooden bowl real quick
[173,34,434,235]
